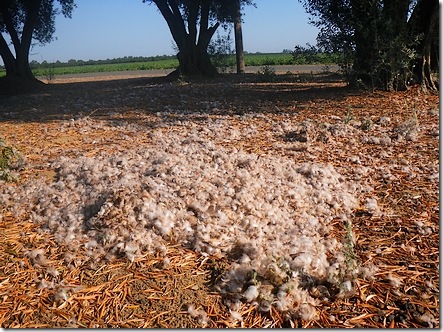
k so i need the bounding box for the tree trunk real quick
[153,0,219,78]
[17,0,41,81]
[350,0,415,91]
[381,0,409,91]
[176,44,218,77]
[0,0,41,82]
[234,0,245,74]
[409,0,439,91]
[349,0,379,90]
[14,45,37,81]
[0,34,15,75]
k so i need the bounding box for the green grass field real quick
[32,59,179,77]
[0,53,337,78]
[218,53,295,67]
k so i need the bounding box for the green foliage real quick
[365,32,420,91]
[292,43,340,65]
[0,0,76,80]
[360,118,374,131]
[343,219,358,278]
[244,53,294,66]
[292,44,343,69]
[0,139,21,182]
[0,52,342,79]
[31,55,177,69]
[208,31,234,73]
[300,0,354,55]
[342,107,354,124]
[145,0,255,76]
[29,59,180,77]
[145,0,255,27]
[299,0,435,91]
[0,51,347,80]
[256,65,276,82]
[0,1,76,46]
[42,61,56,83]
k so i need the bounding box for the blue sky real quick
[26,0,319,63]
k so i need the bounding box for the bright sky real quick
[25,0,319,63]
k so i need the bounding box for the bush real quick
[0,139,21,182]
[256,65,276,82]
[208,31,235,73]
[293,43,340,65]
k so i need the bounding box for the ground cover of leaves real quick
[0,71,439,328]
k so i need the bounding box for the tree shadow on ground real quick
[0,72,361,124]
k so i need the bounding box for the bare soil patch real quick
[0,72,439,328]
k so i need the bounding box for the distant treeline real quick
[29,54,175,69]
[0,50,341,77]
[26,49,340,69]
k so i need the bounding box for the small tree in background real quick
[207,30,233,73]
[0,0,75,84]
[292,43,320,64]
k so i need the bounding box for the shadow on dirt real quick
[0,72,358,124]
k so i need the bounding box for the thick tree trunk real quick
[0,34,15,75]
[350,0,423,91]
[409,0,439,91]
[153,0,219,78]
[17,0,41,81]
[349,0,379,90]
[12,44,37,81]
[381,0,409,91]
[419,52,436,91]
[0,0,41,82]
[176,44,218,77]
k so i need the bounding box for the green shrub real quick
[256,65,276,82]
[0,139,21,182]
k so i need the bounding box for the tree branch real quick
[187,0,199,45]
[0,31,15,72]
[197,0,219,49]
[20,0,43,55]
[153,0,187,49]
[0,4,21,53]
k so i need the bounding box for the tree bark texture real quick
[409,0,439,91]
[234,0,245,74]
[153,0,219,77]
[0,0,42,81]
[380,0,410,91]
[349,0,438,91]
[349,0,379,89]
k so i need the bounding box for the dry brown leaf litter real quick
[0,72,439,328]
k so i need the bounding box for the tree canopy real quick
[301,0,439,91]
[145,0,254,77]
[0,0,75,82]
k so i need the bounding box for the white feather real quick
[2,118,371,320]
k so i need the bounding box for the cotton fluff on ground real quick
[3,126,362,321]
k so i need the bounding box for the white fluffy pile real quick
[2,121,366,321]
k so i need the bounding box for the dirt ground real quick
[0,71,439,328]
